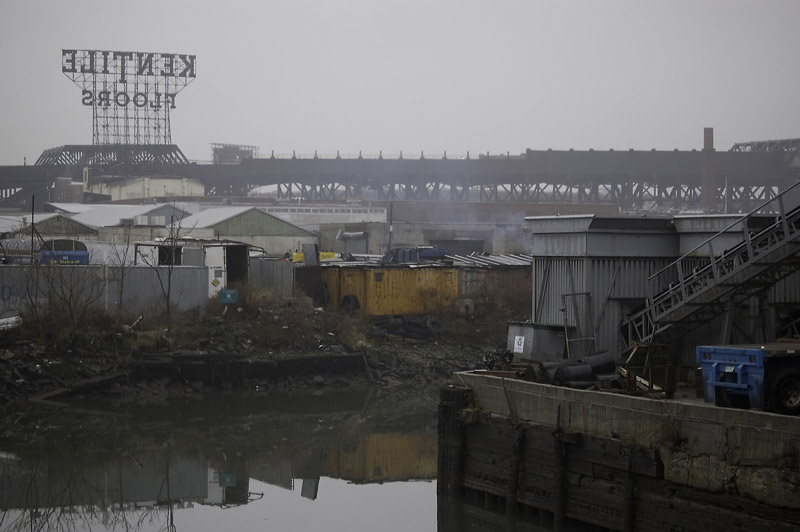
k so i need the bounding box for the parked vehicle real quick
[0,238,89,265]
[697,344,800,415]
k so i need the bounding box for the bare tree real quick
[108,225,134,312]
[136,215,188,328]
[14,231,105,330]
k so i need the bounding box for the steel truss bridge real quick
[0,140,798,212]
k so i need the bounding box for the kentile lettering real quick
[62,50,196,80]
[62,49,196,109]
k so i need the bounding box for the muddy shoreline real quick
[0,294,514,410]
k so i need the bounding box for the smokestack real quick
[703,127,714,150]
[701,127,716,211]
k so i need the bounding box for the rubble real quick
[0,289,514,408]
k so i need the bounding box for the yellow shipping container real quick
[324,432,437,481]
[323,266,459,316]
[292,251,338,263]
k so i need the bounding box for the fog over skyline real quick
[0,0,798,165]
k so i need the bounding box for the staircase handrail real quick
[648,179,800,283]
[624,178,800,345]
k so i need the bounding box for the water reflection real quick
[0,387,438,532]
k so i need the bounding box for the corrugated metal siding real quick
[590,258,676,300]
[249,258,294,298]
[489,268,532,306]
[528,213,800,361]
[367,268,458,316]
[0,264,210,317]
[590,259,667,359]
[533,258,585,326]
[534,257,683,358]
[0,267,28,314]
[532,233,587,257]
[323,268,369,312]
[323,267,459,316]
[120,265,210,314]
[324,432,436,480]
[322,268,343,309]
[679,234,746,257]
[460,269,487,300]
[594,301,624,358]
[771,269,800,304]
[459,267,531,307]
[586,233,678,258]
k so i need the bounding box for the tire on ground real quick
[340,294,360,312]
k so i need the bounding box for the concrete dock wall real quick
[454,372,800,511]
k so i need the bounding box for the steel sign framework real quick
[61,49,196,146]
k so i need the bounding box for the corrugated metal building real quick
[176,207,317,256]
[12,214,98,240]
[526,213,800,368]
[47,202,191,228]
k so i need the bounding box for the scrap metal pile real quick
[371,315,443,339]
[475,347,675,398]
[477,350,622,390]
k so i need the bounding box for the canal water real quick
[0,386,445,532]
[0,385,661,531]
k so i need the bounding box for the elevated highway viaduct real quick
[1,143,797,212]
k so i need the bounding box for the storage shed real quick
[527,215,679,362]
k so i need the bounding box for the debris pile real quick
[371,315,443,339]
[472,350,625,391]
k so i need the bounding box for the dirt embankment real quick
[0,289,522,408]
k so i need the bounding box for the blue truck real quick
[697,344,800,415]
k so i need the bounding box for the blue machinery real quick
[697,344,800,414]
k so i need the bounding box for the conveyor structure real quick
[624,181,800,347]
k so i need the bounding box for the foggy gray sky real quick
[1,0,798,165]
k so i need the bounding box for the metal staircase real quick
[624,181,800,347]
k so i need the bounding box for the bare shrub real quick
[16,263,107,343]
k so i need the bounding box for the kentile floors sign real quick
[62,49,196,109]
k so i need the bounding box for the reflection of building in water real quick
[245,431,436,502]
[205,466,251,506]
[0,452,208,509]
[0,448,251,530]
[325,432,437,482]
[0,387,437,531]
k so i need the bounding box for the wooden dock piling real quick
[438,376,800,531]
[437,385,468,498]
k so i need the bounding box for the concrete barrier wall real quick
[0,261,297,319]
[0,264,211,317]
[455,372,800,510]
[112,265,211,315]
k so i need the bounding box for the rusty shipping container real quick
[323,266,459,316]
